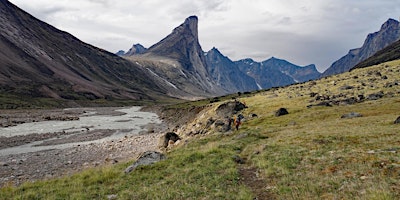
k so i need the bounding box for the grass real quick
[1,60,400,199]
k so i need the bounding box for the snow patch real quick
[146,68,178,89]
[256,82,263,90]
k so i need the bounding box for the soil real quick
[239,167,275,200]
[0,107,167,187]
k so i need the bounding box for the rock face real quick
[205,47,259,92]
[126,16,225,98]
[352,39,400,70]
[123,43,147,56]
[124,151,166,174]
[322,18,400,77]
[0,0,169,105]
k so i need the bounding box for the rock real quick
[367,91,384,100]
[339,85,354,90]
[394,116,400,124]
[232,155,245,164]
[249,113,258,118]
[341,112,363,119]
[275,108,289,117]
[216,101,247,117]
[160,132,180,148]
[124,151,166,174]
[107,194,118,200]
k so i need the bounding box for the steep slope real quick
[322,18,400,77]
[126,16,225,99]
[0,0,170,106]
[352,39,400,70]
[235,57,320,89]
[204,48,259,92]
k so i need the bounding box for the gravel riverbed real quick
[0,107,167,187]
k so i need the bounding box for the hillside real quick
[2,59,399,199]
[352,39,400,70]
[0,0,178,108]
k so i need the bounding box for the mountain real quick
[125,16,225,99]
[123,43,147,56]
[204,48,259,92]
[352,39,400,70]
[0,0,170,107]
[322,18,400,77]
[235,57,320,89]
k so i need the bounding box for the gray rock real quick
[341,112,363,119]
[394,116,400,124]
[125,151,166,174]
[275,108,289,117]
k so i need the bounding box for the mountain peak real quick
[170,15,198,40]
[380,18,400,31]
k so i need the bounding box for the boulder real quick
[394,116,400,124]
[124,151,166,173]
[341,112,362,119]
[216,101,247,117]
[275,108,289,117]
[367,91,384,100]
[160,132,181,148]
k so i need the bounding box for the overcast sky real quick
[8,0,400,72]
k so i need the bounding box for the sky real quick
[8,0,400,72]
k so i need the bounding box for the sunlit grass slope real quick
[1,60,400,199]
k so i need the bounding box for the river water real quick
[0,107,163,156]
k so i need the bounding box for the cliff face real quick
[205,48,259,92]
[322,18,400,77]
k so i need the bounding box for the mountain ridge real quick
[321,18,400,77]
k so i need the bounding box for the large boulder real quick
[124,151,166,173]
[216,101,247,117]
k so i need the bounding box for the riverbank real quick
[0,107,167,187]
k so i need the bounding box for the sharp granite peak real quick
[122,15,321,96]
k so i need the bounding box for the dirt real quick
[239,167,275,200]
[0,107,167,187]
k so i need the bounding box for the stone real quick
[341,112,363,119]
[160,132,180,148]
[367,91,384,100]
[394,116,400,124]
[275,108,289,117]
[124,151,166,173]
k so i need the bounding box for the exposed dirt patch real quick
[239,167,275,200]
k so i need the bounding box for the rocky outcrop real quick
[322,18,400,77]
[124,151,166,174]
[275,108,289,117]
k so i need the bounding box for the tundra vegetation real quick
[1,60,400,199]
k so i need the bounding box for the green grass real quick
[1,60,400,199]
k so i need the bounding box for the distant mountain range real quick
[322,18,400,77]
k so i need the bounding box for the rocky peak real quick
[124,43,147,56]
[321,18,400,77]
[381,18,400,30]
